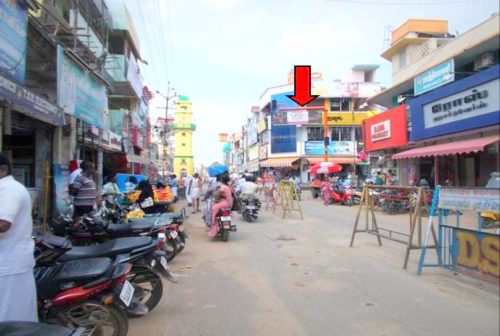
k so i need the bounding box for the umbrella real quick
[308,162,342,175]
[207,164,229,177]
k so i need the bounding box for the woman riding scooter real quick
[207,173,234,237]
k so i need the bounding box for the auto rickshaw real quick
[481,172,499,228]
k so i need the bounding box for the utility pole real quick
[156,82,177,178]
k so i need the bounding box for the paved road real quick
[129,196,499,336]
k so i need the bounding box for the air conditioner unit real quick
[474,52,494,71]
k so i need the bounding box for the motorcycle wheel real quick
[128,265,163,314]
[56,301,128,336]
[347,198,353,207]
[177,232,186,254]
[164,240,177,262]
[221,229,229,242]
[243,211,252,222]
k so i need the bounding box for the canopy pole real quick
[323,108,328,163]
[434,156,439,187]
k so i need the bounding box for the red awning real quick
[392,136,499,160]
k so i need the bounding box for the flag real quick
[142,86,154,101]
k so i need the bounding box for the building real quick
[366,16,499,187]
[257,67,384,182]
[173,96,196,178]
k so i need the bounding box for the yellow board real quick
[325,112,369,125]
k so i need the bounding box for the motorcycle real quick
[241,196,261,222]
[35,234,170,313]
[215,207,237,242]
[0,322,85,336]
[35,257,137,335]
[323,185,353,206]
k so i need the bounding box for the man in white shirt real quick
[0,153,38,322]
[101,172,123,200]
[68,160,83,185]
[240,175,259,200]
[235,174,247,193]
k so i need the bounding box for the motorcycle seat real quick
[35,257,113,300]
[62,237,153,261]
[107,221,155,234]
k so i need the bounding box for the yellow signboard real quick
[218,133,228,142]
[325,112,369,125]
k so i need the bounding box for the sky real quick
[124,0,499,167]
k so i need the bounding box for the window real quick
[331,127,352,141]
[398,48,407,68]
[181,159,186,165]
[330,99,350,111]
[182,132,186,136]
[181,106,187,111]
[307,127,324,141]
[182,143,186,146]
[354,127,362,142]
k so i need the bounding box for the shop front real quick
[0,72,65,222]
[362,104,408,183]
[393,65,499,187]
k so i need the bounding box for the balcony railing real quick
[172,123,196,131]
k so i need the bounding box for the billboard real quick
[0,0,27,83]
[414,59,454,96]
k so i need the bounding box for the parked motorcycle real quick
[35,257,135,335]
[241,196,261,222]
[0,322,85,336]
[323,185,353,206]
[35,234,169,313]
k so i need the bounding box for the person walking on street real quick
[188,173,202,214]
[170,174,179,203]
[0,153,38,322]
[70,161,99,218]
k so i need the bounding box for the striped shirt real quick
[73,174,97,207]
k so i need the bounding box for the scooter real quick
[323,185,353,206]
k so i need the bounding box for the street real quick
[129,196,500,336]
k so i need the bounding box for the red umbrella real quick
[308,162,342,174]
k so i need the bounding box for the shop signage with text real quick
[439,187,499,213]
[259,145,268,160]
[0,0,27,83]
[362,105,407,152]
[257,119,267,133]
[305,141,356,156]
[423,78,499,129]
[414,59,454,96]
[371,120,391,142]
[326,112,369,126]
[410,65,499,141]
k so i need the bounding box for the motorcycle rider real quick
[240,175,260,201]
[207,173,234,238]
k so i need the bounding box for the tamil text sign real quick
[439,187,500,212]
[57,46,107,129]
[0,0,27,83]
[326,112,369,126]
[414,59,454,96]
[423,78,499,129]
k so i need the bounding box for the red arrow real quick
[286,65,319,106]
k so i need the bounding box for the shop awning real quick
[306,157,362,165]
[260,157,299,168]
[392,136,500,160]
[126,154,151,165]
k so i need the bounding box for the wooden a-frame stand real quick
[349,185,439,269]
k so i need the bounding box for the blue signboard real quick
[0,72,65,125]
[414,59,454,96]
[116,173,146,193]
[305,141,355,156]
[0,0,27,83]
[410,64,500,141]
[57,45,107,129]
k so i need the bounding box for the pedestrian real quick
[188,173,202,214]
[0,153,38,322]
[68,159,83,185]
[136,180,158,214]
[125,176,138,193]
[170,174,178,203]
[102,172,122,200]
[70,160,99,218]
